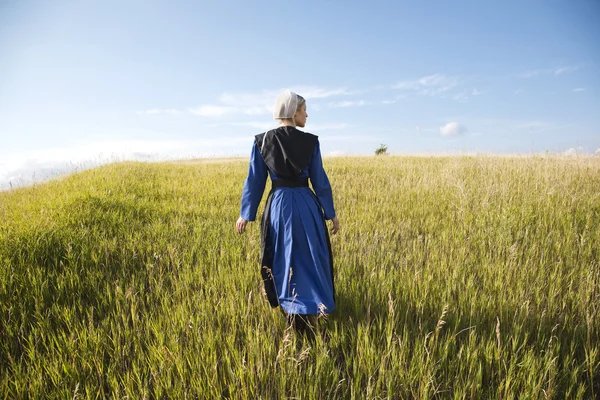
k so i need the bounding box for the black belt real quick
[271,178,309,188]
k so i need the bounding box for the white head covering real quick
[273,89,300,120]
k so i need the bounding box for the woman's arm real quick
[237,141,268,234]
[308,141,339,234]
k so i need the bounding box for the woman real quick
[236,89,339,334]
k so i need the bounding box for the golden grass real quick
[0,155,598,398]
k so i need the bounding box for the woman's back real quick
[236,90,339,334]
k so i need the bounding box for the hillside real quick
[1,156,599,398]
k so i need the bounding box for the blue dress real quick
[240,140,336,315]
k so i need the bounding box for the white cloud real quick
[327,150,346,157]
[136,108,183,115]
[518,70,541,79]
[328,100,367,108]
[218,91,274,106]
[514,89,524,95]
[244,106,272,115]
[305,123,353,131]
[188,105,236,117]
[381,100,396,104]
[517,65,581,79]
[229,121,274,130]
[138,86,350,120]
[218,87,349,105]
[439,122,466,136]
[294,86,351,99]
[451,88,483,102]
[573,88,586,92]
[554,66,579,75]
[189,86,350,118]
[453,91,469,102]
[564,146,584,156]
[393,73,459,96]
[595,148,600,156]
[137,108,161,115]
[216,90,276,115]
[223,121,353,133]
[319,134,378,143]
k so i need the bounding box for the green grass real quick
[1,155,599,399]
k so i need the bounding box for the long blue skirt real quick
[265,186,335,315]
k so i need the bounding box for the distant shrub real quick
[375,144,388,156]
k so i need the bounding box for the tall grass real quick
[1,155,598,398]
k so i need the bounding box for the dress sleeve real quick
[308,141,336,220]
[240,141,268,221]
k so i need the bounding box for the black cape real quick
[255,126,319,180]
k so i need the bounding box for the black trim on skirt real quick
[259,178,335,309]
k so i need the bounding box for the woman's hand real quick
[330,217,340,235]
[236,217,248,234]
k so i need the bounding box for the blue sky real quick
[1,0,599,189]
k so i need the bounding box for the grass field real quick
[1,155,599,399]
